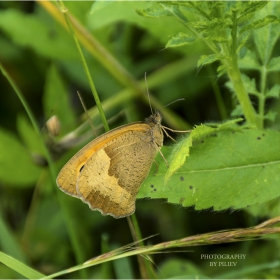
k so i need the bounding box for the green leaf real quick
[140,128,280,211]
[240,15,278,33]
[43,65,77,133]
[264,111,278,122]
[135,6,172,18]
[230,105,243,117]
[90,0,114,14]
[253,2,280,65]
[197,54,221,68]
[158,258,206,279]
[267,56,280,72]
[0,251,45,279]
[0,9,78,60]
[238,48,261,70]
[87,2,186,54]
[217,65,227,78]
[165,120,243,182]
[241,74,260,96]
[0,128,41,186]
[165,135,192,182]
[265,84,280,98]
[238,1,267,20]
[190,18,231,32]
[166,32,196,48]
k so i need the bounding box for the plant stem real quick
[227,11,260,127]
[258,65,267,129]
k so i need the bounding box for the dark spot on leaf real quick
[262,133,265,136]
[189,185,193,189]
[151,185,154,188]
[80,165,85,172]
[180,198,185,204]
[154,188,157,191]
[257,137,261,140]
[201,140,204,143]
[180,176,184,181]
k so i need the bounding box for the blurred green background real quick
[0,1,280,279]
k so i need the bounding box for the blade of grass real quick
[57,0,109,132]
[127,215,156,279]
[0,251,45,279]
[0,211,26,262]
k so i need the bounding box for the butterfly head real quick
[145,110,162,127]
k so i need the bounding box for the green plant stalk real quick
[0,63,85,278]
[128,215,156,279]
[258,65,268,129]
[207,66,228,120]
[57,0,109,132]
[227,11,260,127]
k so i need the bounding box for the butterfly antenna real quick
[77,91,97,137]
[162,98,185,108]
[145,72,154,114]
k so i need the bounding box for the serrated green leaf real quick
[190,18,231,32]
[265,84,280,98]
[165,120,243,181]
[43,65,77,133]
[238,48,261,70]
[140,129,280,212]
[165,135,192,182]
[238,1,267,21]
[0,9,77,60]
[253,2,280,65]
[241,74,260,96]
[205,35,229,43]
[0,128,41,186]
[267,56,280,72]
[135,6,172,18]
[240,15,278,33]
[0,252,44,279]
[197,54,221,68]
[264,111,278,122]
[166,32,196,48]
